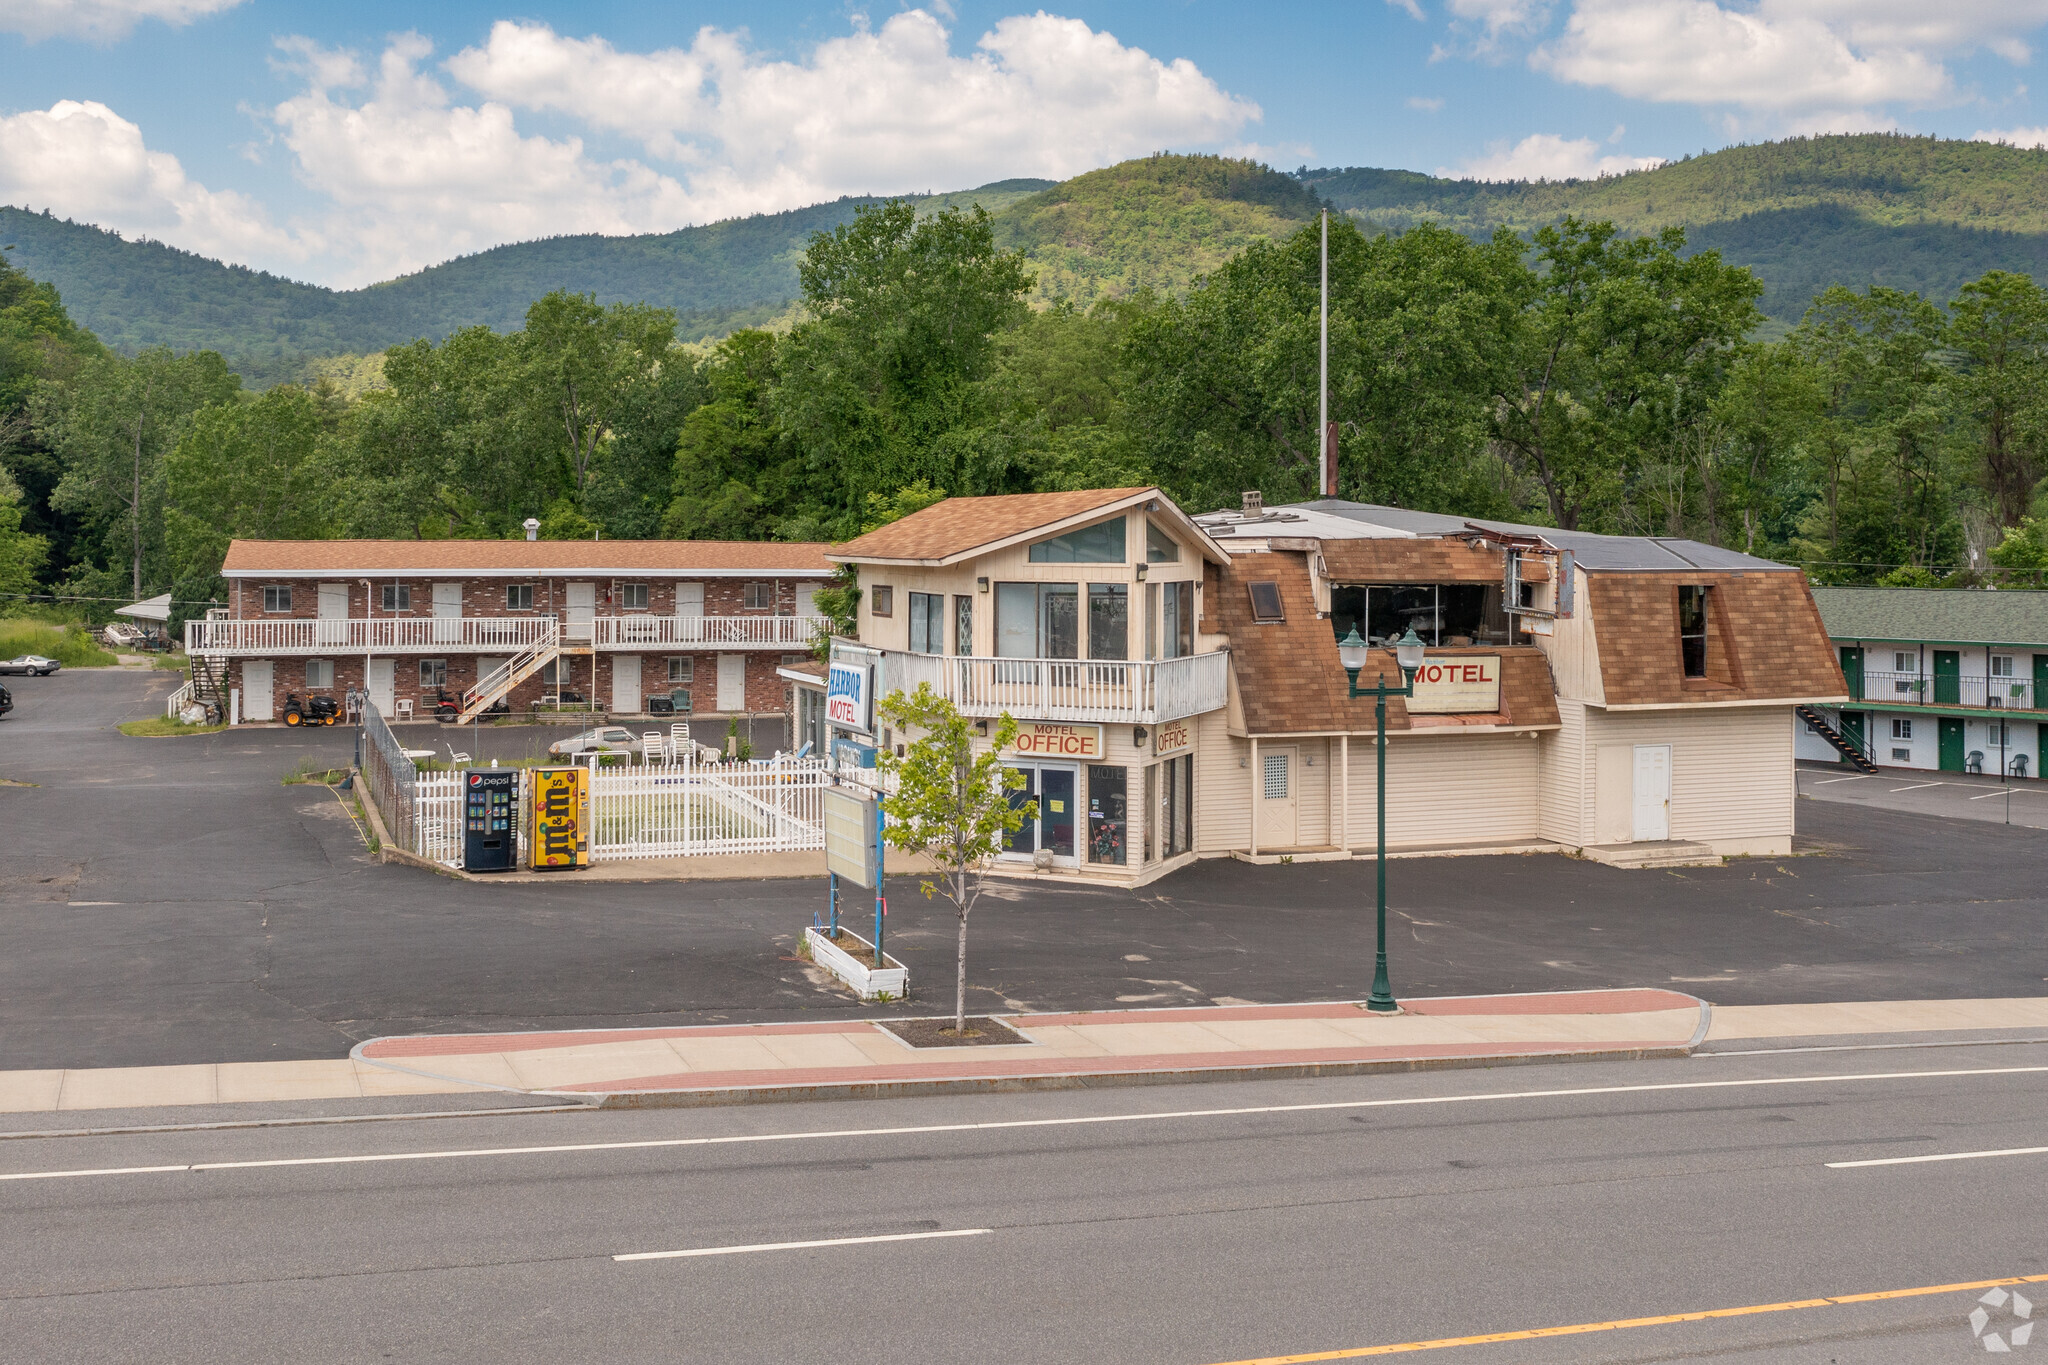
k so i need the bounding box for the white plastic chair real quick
[395,698,413,721]
[670,722,691,760]
[643,731,665,764]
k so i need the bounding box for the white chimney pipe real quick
[523,517,541,541]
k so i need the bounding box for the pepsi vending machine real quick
[461,768,519,871]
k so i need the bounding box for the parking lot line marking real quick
[1826,1144,2048,1169]
[615,1228,988,1262]
[1969,789,2018,800]
[1886,783,1943,792]
[1809,775,1871,785]
[3,1064,2047,1186]
[1205,1272,2048,1361]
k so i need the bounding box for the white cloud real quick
[441,12,1259,225]
[1533,0,2048,117]
[1407,95,1446,111]
[1446,0,1553,55]
[0,99,296,262]
[1448,132,1664,181]
[0,0,242,42]
[1386,0,1427,20]
[1974,124,2048,148]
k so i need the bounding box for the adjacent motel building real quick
[806,488,1847,886]
[1797,586,2048,778]
[189,538,835,726]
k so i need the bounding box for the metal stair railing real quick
[189,654,230,721]
[1797,704,1879,775]
[456,621,560,723]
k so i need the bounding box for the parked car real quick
[0,683,11,717]
[547,726,644,758]
[0,654,59,676]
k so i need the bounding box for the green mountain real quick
[15,136,2048,383]
[1302,133,2048,322]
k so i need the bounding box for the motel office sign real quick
[1406,655,1501,714]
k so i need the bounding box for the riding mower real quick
[281,693,340,726]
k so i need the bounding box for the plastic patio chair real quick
[395,698,413,721]
[643,731,666,764]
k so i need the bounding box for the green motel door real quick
[1838,709,1867,763]
[1933,650,1961,705]
[1839,646,1864,701]
[1938,717,1967,772]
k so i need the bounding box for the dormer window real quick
[1679,586,1709,678]
[1029,517,1125,564]
[1247,581,1285,622]
[1146,523,1181,563]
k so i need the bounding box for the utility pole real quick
[1320,208,1332,498]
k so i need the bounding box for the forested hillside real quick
[1301,134,2048,322]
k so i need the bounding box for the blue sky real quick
[5,0,2048,288]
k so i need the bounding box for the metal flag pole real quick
[1319,207,1330,498]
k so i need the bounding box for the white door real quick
[1632,744,1672,841]
[676,583,705,616]
[717,653,747,712]
[317,582,349,647]
[797,586,821,620]
[241,660,272,721]
[612,655,642,714]
[1259,747,1298,848]
[367,658,395,716]
[566,582,596,645]
[432,582,461,643]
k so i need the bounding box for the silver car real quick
[0,654,59,676]
[546,726,643,758]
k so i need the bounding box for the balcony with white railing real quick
[189,614,831,656]
[876,650,1230,724]
[1855,668,2039,711]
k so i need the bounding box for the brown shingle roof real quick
[1212,552,1560,735]
[1318,538,1506,584]
[830,488,1152,564]
[1587,571,1846,705]
[221,540,836,576]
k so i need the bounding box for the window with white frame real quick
[1986,721,2013,747]
[506,584,534,610]
[744,581,774,610]
[1891,748,1911,761]
[380,584,410,612]
[305,660,334,689]
[907,591,945,653]
[667,657,693,683]
[1894,651,1913,672]
[1892,717,1912,740]
[262,585,292,613]
[419,658,447,688]
[1993,655,2015,677]
[619,583,648,610]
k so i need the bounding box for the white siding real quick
[1581,705,1794,854]
[1194,709,1249,853]
[1339,732,1542,849]
[1538,700,1589,846]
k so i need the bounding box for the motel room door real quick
[1938,718,1966,772]
[1632,744,1672,841]
[612,656,642,715]
[565,583,596,645]
[1258,746,1299,848]
[241,660,272,722]
[367,658,395,716]
[716,653,747,712]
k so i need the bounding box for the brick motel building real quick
[187,539,836,728]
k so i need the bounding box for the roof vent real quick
[1241,490,1264,517]
[523,517,541,541]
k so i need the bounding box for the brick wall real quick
[231,574,812,621]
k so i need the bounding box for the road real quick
[3,1041,2045,1363]
[5,669,2048,1070]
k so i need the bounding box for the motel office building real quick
[191,540,836,725]
[1797,586,2048,778]
[810,488,1846,887]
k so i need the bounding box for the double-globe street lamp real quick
[1335,624,1427,1014]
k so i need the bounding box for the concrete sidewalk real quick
[7,992,2048,1117]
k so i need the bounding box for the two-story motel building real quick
[811,488,1847,885]
[189,538,836,725]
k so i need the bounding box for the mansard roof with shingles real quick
[1587,571,1846,706]
[830,488,1227,566]
[1210,550,1560,736]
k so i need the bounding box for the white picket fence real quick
[403,757,832,868]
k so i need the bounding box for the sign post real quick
[822,785,880,939]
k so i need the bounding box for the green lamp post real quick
[1336,623,1427,1014]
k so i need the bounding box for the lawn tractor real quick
[281,693,340,726]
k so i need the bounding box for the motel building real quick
[1798,586,2048,778]
[802,487,1847,887]
[187,536,836,729]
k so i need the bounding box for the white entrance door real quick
[432,582,462,644]
[716,653,747,711]
[1259,746,1298,847]
[676,583,705,617]
[242,660,272,721]
[317,582,349,647]
[1632,744,1672,841]
[367,658,395,716]
[566,582,595,644]
[797,586,821,620]
[612,655,642,714]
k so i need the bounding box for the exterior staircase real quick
[455,623,561,723]
[189,653,230,721]
[1796,704,1879,774]
[1582,841,1722,870]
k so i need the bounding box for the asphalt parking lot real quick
[4,668,2047,1071]
[1797,757,2048,829]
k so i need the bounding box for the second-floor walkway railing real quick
[189,614,830,655]
[877,650,1230,724]
[1855,668,2037,711]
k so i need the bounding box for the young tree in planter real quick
[875,684,1034,1035]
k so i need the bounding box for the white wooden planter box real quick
[806,926,908,1001]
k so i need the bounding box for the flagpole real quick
[1320,207,1330,498]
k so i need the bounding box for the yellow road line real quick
[1210,1272,2048,1363]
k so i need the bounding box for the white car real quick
[547,726,644,758]
[0,654,59,676]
